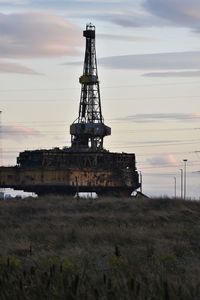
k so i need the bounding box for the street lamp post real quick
[183,159,188,200]
[174,176,176,198]
[180,168,183,199]
[0,111,2,166]
[139,171,143,193]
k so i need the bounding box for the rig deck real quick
[0,149,139,195]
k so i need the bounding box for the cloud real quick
[0,12,81,58]
[2,0,200,34]
[108,0,200,33]
[147,154,178,166]
[143,71,200,77]
[98,33,157,42]
[110,10,165,28]
[99,51,200,70]
[2,125,42,141]
[0,1,154,30]
[0,0,26,4]
[0,0,124,14]
[122,113,200,123]
[0,60,40,74]
[144,0,200,29]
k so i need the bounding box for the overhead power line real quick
[0,80,199,93]
[1,95,200,102]
[2,122,200,133]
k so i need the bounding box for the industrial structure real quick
[70,23,111,151]
[0,24,140,196]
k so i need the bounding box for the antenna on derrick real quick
[70,23,111,151]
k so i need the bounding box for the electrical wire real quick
[1,95,200,102]
[0,80,199,93]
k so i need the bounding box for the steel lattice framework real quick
[70,23,111,151]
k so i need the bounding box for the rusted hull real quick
[0,150,140,196]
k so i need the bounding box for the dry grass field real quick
[0,195,200,299]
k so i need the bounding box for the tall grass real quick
[0,196,200,299]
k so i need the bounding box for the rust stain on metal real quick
[0,150,140,195]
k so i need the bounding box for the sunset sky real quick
[0,0,200,198]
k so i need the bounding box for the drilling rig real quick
[70,24,111,151]
[0,24,140,196]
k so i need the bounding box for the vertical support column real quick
[183,159,188,200]
[0,111,2,166]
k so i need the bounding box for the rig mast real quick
[70,23,111,151]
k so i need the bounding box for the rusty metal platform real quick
[0,149,140,196]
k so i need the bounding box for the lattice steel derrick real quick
[70,23,111,151]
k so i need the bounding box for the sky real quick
[0,0,200,198]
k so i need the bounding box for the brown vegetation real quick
[0,195,200,299]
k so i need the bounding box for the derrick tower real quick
[70,23,111,151]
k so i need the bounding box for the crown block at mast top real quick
[83,23,95,38]
[79,23,98,85]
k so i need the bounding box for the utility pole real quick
[180,168,183,198]
[0,111,2,166]
[0,110,4,197]
[139,171,143,193]
[174,176,176,198]
[183,159,188,200]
